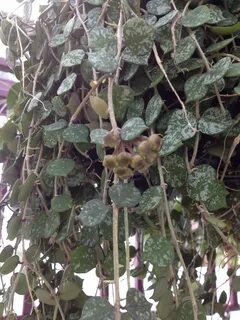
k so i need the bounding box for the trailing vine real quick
[0,0,240,319]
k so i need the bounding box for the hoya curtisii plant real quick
[0,0,240,319]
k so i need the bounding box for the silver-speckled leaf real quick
[62,49,85,67]
[164,154,187,188]
[123,17,154,55]
[121,117,148,141]
[145,94,163,126]
[126,288,152,320]
[90,129,109,145]
[122,47,150,65]
[80,297,115,320]
[88,49,118,73]
[46,158,75,176]
[182,5,211,28]
[160,110,197,156]
[49,34,66,47]
[71,245,96,273]
[109,183,141,208]
[144,235,174,267]
[225,63,240,77]
[63,16,75,38]
[198,107,232,135]
[154,10,178,28]
[127,97,144,119]
[206,4,225,24]
[80,199,108,227]
[139,186,163,213]
[88,27,117,54]
[86,0,105,5]
[31,212,60,239]
[112,85,135,122]
[51,194,73,213]
[203,57,232,85]
[57,73,77,95]
[63,124,89,143]
[175,36,196,65]
[184,74,208,102]
[206,37,235,54]
[146,0,172,16]
[187,165,228,211]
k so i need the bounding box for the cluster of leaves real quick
[0,0,240,319]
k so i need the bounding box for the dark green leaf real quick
[71,245,96,273]
[57,73,77,95]
[90,129,109,145]
[126,288,152,320]
[80,297,114,320]
[146,0,172,16]
[203,57,232,85]
[182,6,211,28]
[139,186,163,213]
[175,36,196,65]
[62,49,85,67]
[144,235,174,267]
[121,117,148,141]
[184,74,208,102]
[63,124,89,143]
[51,194,73,212]
[145,94,163,126]
[80,199,108,227]
[46,159,75,176]
[109,182,141,207]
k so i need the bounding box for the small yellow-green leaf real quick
[35,288,56,305]
[89,95,109,119]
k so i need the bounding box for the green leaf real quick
[121,117,148,141]
[175,36,196,65]
[88,49,118,73]
[160,110,197,156]
[225,63,240,77]
[49,34,66,47]
[71,245,96,273]
[112,85,135,122]
[144,235,174,267]
[209,22,240,35]
[184,74,208,102]
[109,183,141,207]
[46,158,75,176]
[43,119,67,132]
[62,49,85,67]
[146,0,172,16]
[57,73,77,95]
[164,154,187,188]
[123,17,154,55]
[51,194,73,212]
[58,281,81,301]
[63,124,89,143]
[31,212,60,239]
[90,129,109,145]
[203,57,232,85]
[122,47,150,65]
[127,97,144,119]
[7,215,21,240]
[126,288,152,320]
[35,288,56,305]
[89,27,116,54]
[145,94,163,126]
[18,173,37,202]
[0,245,14,262]
[86,0,105,5]
[7,82,21,109]
[182,5,211,28]
[154,10,178,28]
[177,298,206,320]
[198,107,232,135]
[80,199,108,227]
[206,37,235,53]
[187,165,228,211]
[63,16,75,38]
[25,244,40,263]
[0,255,19,275]
[80,297,115,320]
[139,186,163,213]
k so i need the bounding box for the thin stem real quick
[157,157,199,320]
[220,135,240,181]
[124,206,130,290]
[107,78,119,134]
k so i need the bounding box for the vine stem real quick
[157,157,199,320]
[189,32,225,114]
[153,44,196,133]
[220,134,240,181]
[124,206,130,289]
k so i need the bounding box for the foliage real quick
[0,0,240,319]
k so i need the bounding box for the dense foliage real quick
[0,0,240,319]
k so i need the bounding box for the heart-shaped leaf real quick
[121,117,148,141]
[90,129,109,145]
[71,245,96,273]
[145,94,163,126]
[198,107,232,135]
[182,5,211,28]
[126,288,152,320]
[80,297,115,320]
[46,158,75,176]
[62,49,85,67]
[80,199,108,227]
[109,182,141,208]
[203,57,232,85]
[139,186,163,213]
[184,74,208,102]
[144,235,174,267]
[63,124,89,143]
[175,36,196,65]
[146,0,172,16]
[51,194,73,212]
